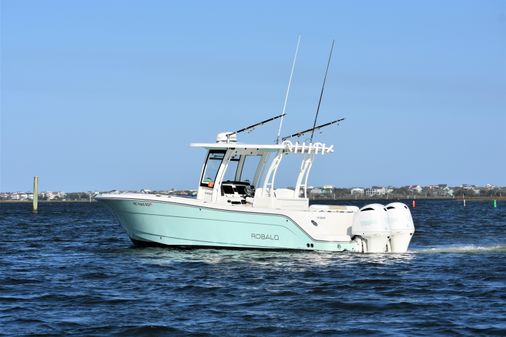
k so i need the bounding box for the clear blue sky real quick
[1,0,505,192]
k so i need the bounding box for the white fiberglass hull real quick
[97,193,414,253]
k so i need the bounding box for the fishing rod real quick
[281,117,345,142]
[228,113,286,136]
[310,40,335,142]
[276,35,301,144]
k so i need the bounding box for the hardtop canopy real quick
[190,141,334,155]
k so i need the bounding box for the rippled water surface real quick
[1,200,505,336]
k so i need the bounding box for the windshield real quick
[201,150,225,187]
[223,155,240,182]
[239,155,262,185]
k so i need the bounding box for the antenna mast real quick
[276,35,301,144]
[310,40,334,142]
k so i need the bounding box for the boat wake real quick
[413,244,506,254]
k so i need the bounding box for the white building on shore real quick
[350,188,365,196]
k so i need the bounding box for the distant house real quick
[320,185,334,195]
[409,185,422,193]
[350,188,365,196]
[366,187,388,197]
[310,188,323,195]
[44,191,66,200]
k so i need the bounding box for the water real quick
[1,200,505,336]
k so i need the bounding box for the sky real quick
[1,0,505,192]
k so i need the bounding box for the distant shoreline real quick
[312,196,506,201]
[1,196,504,204]
[0,200,97,203]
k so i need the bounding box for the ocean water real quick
[0,200,505,336]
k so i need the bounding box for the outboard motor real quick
[352,204,391,253]
[385,202,415,253]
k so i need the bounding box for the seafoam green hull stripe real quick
[100,198,359,252]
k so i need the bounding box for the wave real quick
[413,244,506,254]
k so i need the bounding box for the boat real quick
[96,116,415,253]
[97,39,415,253]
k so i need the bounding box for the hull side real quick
[99,197,359,252]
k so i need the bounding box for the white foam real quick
[413,244,506,254]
